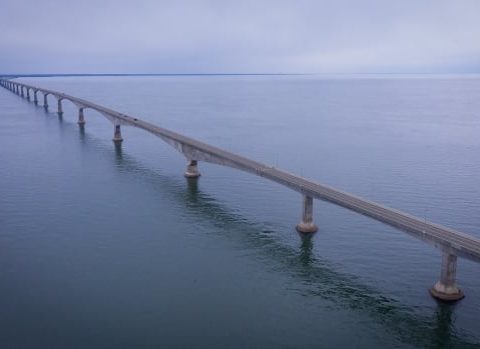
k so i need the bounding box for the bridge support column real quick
[184,160,201,178]
[33,91,38,104]
[26,89,30,100]
[20,87,24,97]
[43,94,48,108]
[430,251,464,302]
[78,108,86,125]
[57,99,63,115]
[296,195,318,233]
[112,125,123,144]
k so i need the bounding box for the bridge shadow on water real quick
[46,108,479,348]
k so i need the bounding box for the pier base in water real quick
[184,160,201,178]
[112,125,123,144]
[78,108,86,125]
[296,195,318,233]
[57,99,63,115]
[429,252,464,302]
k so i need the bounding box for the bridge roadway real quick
[1,78,479,302]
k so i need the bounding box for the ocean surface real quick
[1,75,479,348]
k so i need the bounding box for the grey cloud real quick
[1,0,479,73]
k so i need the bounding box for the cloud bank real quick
[1,0,479,73]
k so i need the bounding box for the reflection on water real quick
[114,142,123,160]
[432,305,455,348]
[299,234,314,267]
[78,124,86,142]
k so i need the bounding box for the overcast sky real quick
[1,0,479,74]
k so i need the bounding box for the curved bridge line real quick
[1,78,479,302]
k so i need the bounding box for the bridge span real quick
[1,78,479,302]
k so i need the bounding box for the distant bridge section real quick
[1,78,479,302]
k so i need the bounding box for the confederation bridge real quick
[2,78,479,302]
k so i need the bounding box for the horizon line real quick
[2,72,480,78]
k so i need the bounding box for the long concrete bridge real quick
[1,78,479,302]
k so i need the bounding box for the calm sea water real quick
[1,75,479,348]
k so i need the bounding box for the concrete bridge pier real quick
[57,99,63,115]
[43,94,48,109]
[430,251,464,301]
[184,160,201,178]
[112,124,123,144]
[33,91,38,104]
[78,108,86,125]
[296,195,318,233]
[26,89,30,100]
[20,87,24,97]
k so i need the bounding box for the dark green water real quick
[1,76,479,348]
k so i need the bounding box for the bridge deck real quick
[3,79,480,264]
